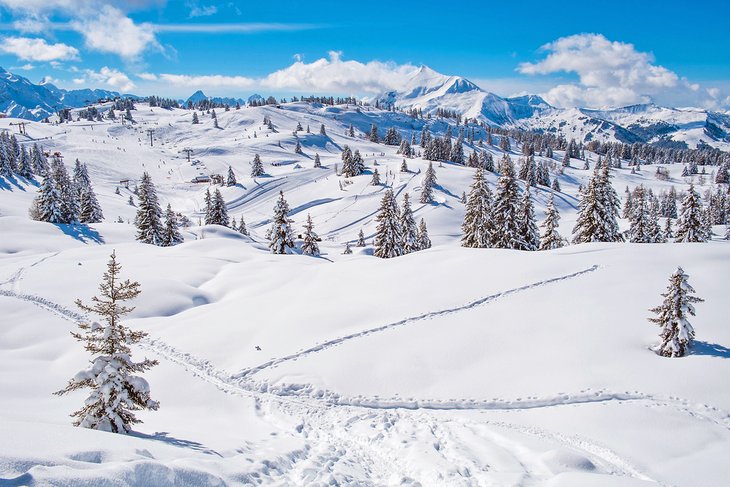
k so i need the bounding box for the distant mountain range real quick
[377,66,730,149]
[0,67,128,120]
[1,65,728,150]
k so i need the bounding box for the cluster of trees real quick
[31,157,103,225]
[460,158,550,252]
[340,145,365,177]
[1,134,46,178]
[146,96,180,109]
[373,190,431,258]
[133,172,183,246]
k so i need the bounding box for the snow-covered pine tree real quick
[320,124,327,136]
[238,216,248,236]
[374,189,403,258]
[400,159,409,173]
[341,145,354,176]
[79,183,104,223]
[50,156,79,223]
[417,218,431,250]
[352,150,365,175]
[664,217,674,240]
[192,111,199,124]
[301,214,320,256]
[420,161,437,204]
[461,167,493,248]
[208,188,229,226]
[267,191,295,254]
[572,161,622,243]
[357,229,366,247]
[294,139,303,154]
[674,184,705,243]
[516,184,539,251]
[491,155,522,249]
[314,153,321,168]
[551,178,561,192]
[134,172,163,245]
[251,154,264,177]
[343,242,353,254]
[400,193,418,254]
[161,204,183,246]
[539,193,565,250]
[628,185,652,243]
[31,171,64,223]
[371,168,381,186]
[55,251,159,433]
[369,124,379,142]
[226,166,237,186]
[648,267,703,357]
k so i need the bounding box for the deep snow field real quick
[1,102,729,487]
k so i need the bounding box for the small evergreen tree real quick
[420,161,437,204]
[134,172,163,245]
[301,214,320,256]
[314,153,321,168]
[374,189,403,258]
[192,112,199,124]
[267,191,295,254]
[517,184,539,251]
[400,193,418,254]
[238,216,248,236]
[161,204,183,246]
[539,193,565,250]
[417,218,431,250]
[461,167,493,248]
[371,168,381,186]
[675,184,705,243]
[491,156,522,249]
[226,166,237,186]
[357,229,366,247]
[649,267,703,358]
[251,154,264,177]
[55,251,159,433]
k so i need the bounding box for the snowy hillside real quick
[1,100,730,486]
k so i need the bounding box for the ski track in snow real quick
[236,264,601,379]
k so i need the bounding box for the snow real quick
[1,100,730,486]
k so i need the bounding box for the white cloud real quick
[518,33,726,109]
[186,1,217,18]
[77,66,136,92]
[0,1,160,60]
[261,51,418,94]
[0,36,79,61]
[136,72,158,81]
[70,5,158,59]
[11,63,35,70]
[158,73,255,89]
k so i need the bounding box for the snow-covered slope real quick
[1,100,729,486]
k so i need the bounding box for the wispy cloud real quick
[0,36,79,61]
[151,23,323,34]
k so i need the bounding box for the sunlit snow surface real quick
[1,103,729,486]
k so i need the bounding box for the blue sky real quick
[0,0,727,109]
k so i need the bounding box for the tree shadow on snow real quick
[691,341,730,359]
[56,224,105,244]
[130,431,222,456]
[0,174,36,192]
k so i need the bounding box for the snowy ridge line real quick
[236,264,601,378]
[0,289,85,323]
